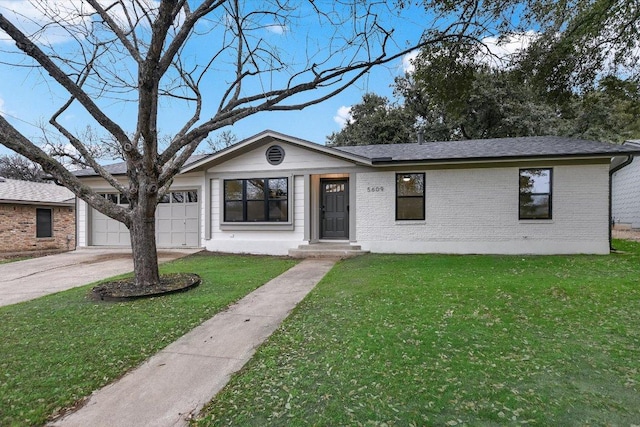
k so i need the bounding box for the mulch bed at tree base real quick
[91,273,201,302]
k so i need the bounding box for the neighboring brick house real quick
[0,177,76,254]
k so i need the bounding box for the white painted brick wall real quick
[205,175,305,255]
[356,164,610,254]
[612,159,640,228]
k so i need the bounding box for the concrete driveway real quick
[0,248,201,307]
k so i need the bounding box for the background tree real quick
[396,47,563,140]
[326,94,415,146]
[0,154,45,182]
[559,77,640,143]
[0,0,506,288]
[203,130,239,153]
[43,126,126,169]
[513,0,640,100]
[330,30,640,146]
[329,0,640,146]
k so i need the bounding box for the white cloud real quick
[0,1,89,45]
[398,32,538,75]
[333,105,352,128]
[401,50,419,74]
[0,0,162,46]
[265,24,287,35]
[477,31,539,67]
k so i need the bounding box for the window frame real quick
[158,190,199,204]
[36,208,53,238]
[223,177,290,224]
[395,173,426,221]
[519,168,553,220]
[99,193,131,205]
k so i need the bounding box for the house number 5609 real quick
[367,186,384,192]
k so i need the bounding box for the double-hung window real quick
[36,208,53,238]
[519,168,552,219]
[224,178,288,222]
[396,173,425,220]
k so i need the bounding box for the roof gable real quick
[182,130,371,172]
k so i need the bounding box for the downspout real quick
[609,155,634,251]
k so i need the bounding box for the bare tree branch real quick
[0,115,130,225]
[0,13,134,156]
[85,0,143,63]
[0,0,505,287]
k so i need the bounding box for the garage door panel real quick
[157,231,171,246]
[158,218,172,229]
[185,231,199,247]
[106,220,125,233]
[157,205,171,218]
[185,205,198,218]
[108,232,130,246]
[171,219,185,231]
[171,232,184,246]
[171,205,185,216]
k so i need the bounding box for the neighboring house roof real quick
[72,154,210,177]
[0,177,75,206]
[335,136,640,164]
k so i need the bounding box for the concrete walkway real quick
[49,258,336,427]
[0,248,201,307]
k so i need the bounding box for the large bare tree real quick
[0,0,503,288]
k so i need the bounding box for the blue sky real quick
[0,1,531,159]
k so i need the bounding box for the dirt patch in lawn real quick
[612,228,640,242]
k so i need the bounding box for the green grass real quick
[0,256,30,264]
[195,241,640,426]
[0,252,297,427]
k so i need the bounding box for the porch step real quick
[288,243,369,259]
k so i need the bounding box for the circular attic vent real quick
[266,145,285,165]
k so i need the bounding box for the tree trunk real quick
[129,207,160,288]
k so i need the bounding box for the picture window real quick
[396,173,425,220]
[519,168,552,219]
[224,178,288,222]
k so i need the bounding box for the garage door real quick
[91,190,199,247]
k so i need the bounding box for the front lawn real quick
[196,241,640,426]
[0,252,297,427]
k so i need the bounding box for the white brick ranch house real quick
[74,130,640,255]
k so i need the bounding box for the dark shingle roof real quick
[334,136,640,163]
[73,154,210,177]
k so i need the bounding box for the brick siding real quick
[355,163,610,254]
[0,203,76,253]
